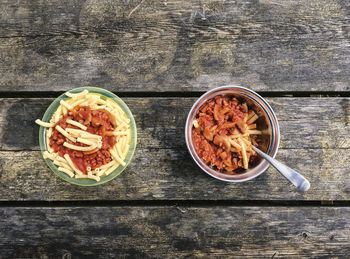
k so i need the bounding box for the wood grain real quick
[0,0,349,92]
[0,97,349,151]
[0,97,348,201]
[0,148,349,201]
[0,207,349,258]
[0,2,348,258]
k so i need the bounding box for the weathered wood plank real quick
[0,0,349,92]
[0,97,348,201]
[0,207,349,258]
[0,97,349,151]
[0,148,348,201]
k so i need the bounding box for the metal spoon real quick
[252,146,310,191]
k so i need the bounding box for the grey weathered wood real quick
[0,97,349,151]
[0,0,349,92]
[0,148,348,201]
[0,97,349,201]
[0,207,349,258]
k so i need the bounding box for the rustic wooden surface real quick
[0,0,349,257]
[0,0,349,92]
[1,207,349,258]
[1,97,349,151]
[0,97,349,201]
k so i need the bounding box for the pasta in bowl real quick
[36,87,137,186]
[185,86,280,182]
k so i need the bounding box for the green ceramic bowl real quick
[38,86,137,186]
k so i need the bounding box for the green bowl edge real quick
[38,86,137,186]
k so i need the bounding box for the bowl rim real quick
[185,85,280,182]
[38,86,137,186]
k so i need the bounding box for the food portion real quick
[36,90,130,181]
[192,95,262,174]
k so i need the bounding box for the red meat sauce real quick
[192,95,260,174]
[50,105,117,174]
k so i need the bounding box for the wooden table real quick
[0,0,349,257]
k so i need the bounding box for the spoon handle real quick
[252,146,310,191]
